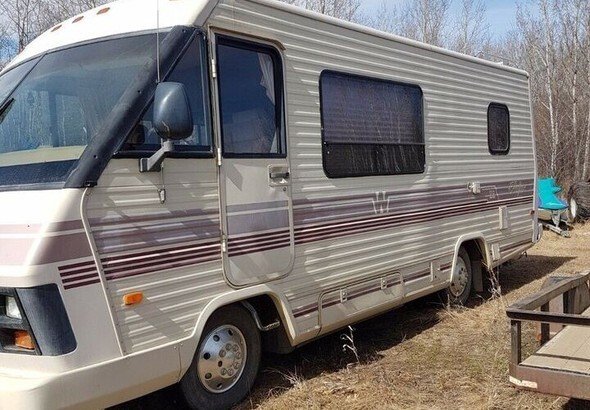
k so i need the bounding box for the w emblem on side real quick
[372,191,390,214]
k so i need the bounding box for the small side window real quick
[488,103,510,155]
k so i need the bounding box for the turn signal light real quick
[123,292,144,306]
[14,330,34,350]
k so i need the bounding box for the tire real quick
[569,196,578,223]
[445,247,473,305]
[180,305,261,410]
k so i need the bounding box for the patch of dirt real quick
[121,223,590,409]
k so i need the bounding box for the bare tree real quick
[0,0,40,52]
[366,0,398,34]
[452,0,490,56]
[281,0,363,21]
[401,0,450,47]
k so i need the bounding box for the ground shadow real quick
[563,399,590,409]
[112,254,576,409]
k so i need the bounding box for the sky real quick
[360,0,528,39]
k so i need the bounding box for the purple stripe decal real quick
[104,254,220,281]
[0,232,92,266]
[62,273,100,284]
[89,208,219,227]
[228,241,291,257]
[228,229,291,245]
[59,265,99,277]
[63,278,101,290]
[100,240,221,263]
[294,197,532,245]
[292,179,534,206]
[58,260,96,271]
[103,248,221,275]
[101,242,220,269]
[293,264,453,317]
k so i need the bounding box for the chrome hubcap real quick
[450,256,469,297]
[197,325,247,393]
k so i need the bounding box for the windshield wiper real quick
[0,98,15,124]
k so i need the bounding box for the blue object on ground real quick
[538,178,568,211]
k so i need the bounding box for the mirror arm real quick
[139,140,175,172]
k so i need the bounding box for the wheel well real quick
[460,239,487,293]
[461,239,485,264]
[231,294,294,354]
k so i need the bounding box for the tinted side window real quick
[217,37,284,157]
[122,35,212,154]
[320,71,425,178]
[488,103,510,155]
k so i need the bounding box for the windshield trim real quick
[64,25,201,189]
[0,26,199,192]
[0,58,41,109]
[2,28,172,78]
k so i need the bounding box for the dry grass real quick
[237,223,590,410]
[120,224,590,409]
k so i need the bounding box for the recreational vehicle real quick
[0,0,539,408]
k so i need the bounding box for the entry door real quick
[214,34,294,287]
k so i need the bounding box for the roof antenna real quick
[156,0,161,83]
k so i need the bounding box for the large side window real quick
[217,37,285,157]
[320,71,424,178]
[488,103,510,155]
[121,34,212,154]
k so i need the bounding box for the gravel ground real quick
[117,223,590,410]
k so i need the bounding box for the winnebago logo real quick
[372,191,391,214]
[508,181,529,197]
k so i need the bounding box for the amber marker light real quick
[14,330,35,350]
[123,292,144,306]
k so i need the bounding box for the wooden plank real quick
[511,320,522,365]
[507,309,590,327]
[540,303,550,346]
[523,306,590,372]
[508,272,590,311]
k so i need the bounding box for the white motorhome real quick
[0,0,539,408]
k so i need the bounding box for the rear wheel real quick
[446,247,473,305]
[180,305,261,410]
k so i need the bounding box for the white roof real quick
[6,0,527,77]
[7,0,216,69]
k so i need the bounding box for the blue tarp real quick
[538,178,568,211]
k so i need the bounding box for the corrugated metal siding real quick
[85,159,229,353]
[209,0,535,336]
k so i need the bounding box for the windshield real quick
[0,34,158,188]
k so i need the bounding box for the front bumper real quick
[0,343,180,409]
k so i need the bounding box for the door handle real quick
[270,171,290,179]
[268,165,290,186]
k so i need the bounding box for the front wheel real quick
[180,305,261,410]
[445,247,473,305]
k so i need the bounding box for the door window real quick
[216,37,285,157]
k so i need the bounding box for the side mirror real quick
[140,82,193,172]
[153,82,193,140]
